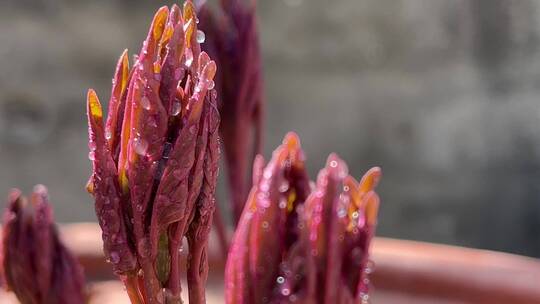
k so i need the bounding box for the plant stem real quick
[125,275,144,304]
[187,236,207,304]
[167,222,183,301]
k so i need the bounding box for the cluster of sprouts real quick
[226,133,380,303]
[1,186,86,303]
[86,1,219,303]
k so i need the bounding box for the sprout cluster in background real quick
[226,133,380,303]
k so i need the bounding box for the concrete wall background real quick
[1,0,540,256]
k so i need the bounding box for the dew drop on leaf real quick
[185,48,194,67]
[133,137,149,156]
[88,141,97,151]
[141,96,151,110]
[105,130,112,140]
[171,101,181,116]
[196,30,205,43]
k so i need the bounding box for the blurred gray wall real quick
[1,0,540,256]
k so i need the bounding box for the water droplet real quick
[262,221,269,229]
[156,288,165,304]
[279,180,289,193]
[260,183,270,192]
[261,199,272,210]
[141,96,151,110]
[133,137,149,156]
[88,141,97,151]
[196,30,205,43]
[330,160,338,168]
[105,130,112,140]
[88,151,96,161]
[276,276,285,284]
[110,251,120,264]
[148,117,158,128]
[365,260,374,274]
[352,211,359,219]
[171,101,181,116]
[281,288,291,296]
[162,288,179,303]
[185,48,194,67]
[207,80,215,90]
[343,185,350,191]
[337,208,347,218]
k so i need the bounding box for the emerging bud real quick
[1,185,86,304]
[198,0,265,224]
[86,1,220,303]
[225,133,381,304]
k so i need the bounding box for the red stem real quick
[187,235,208,304]
[133,212,160,303]
[166,222,184,302]
[124,274,145,304]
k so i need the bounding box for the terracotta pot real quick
[1,223,539,303]
[370,238,540,303]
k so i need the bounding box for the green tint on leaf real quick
[156,232,171,284]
